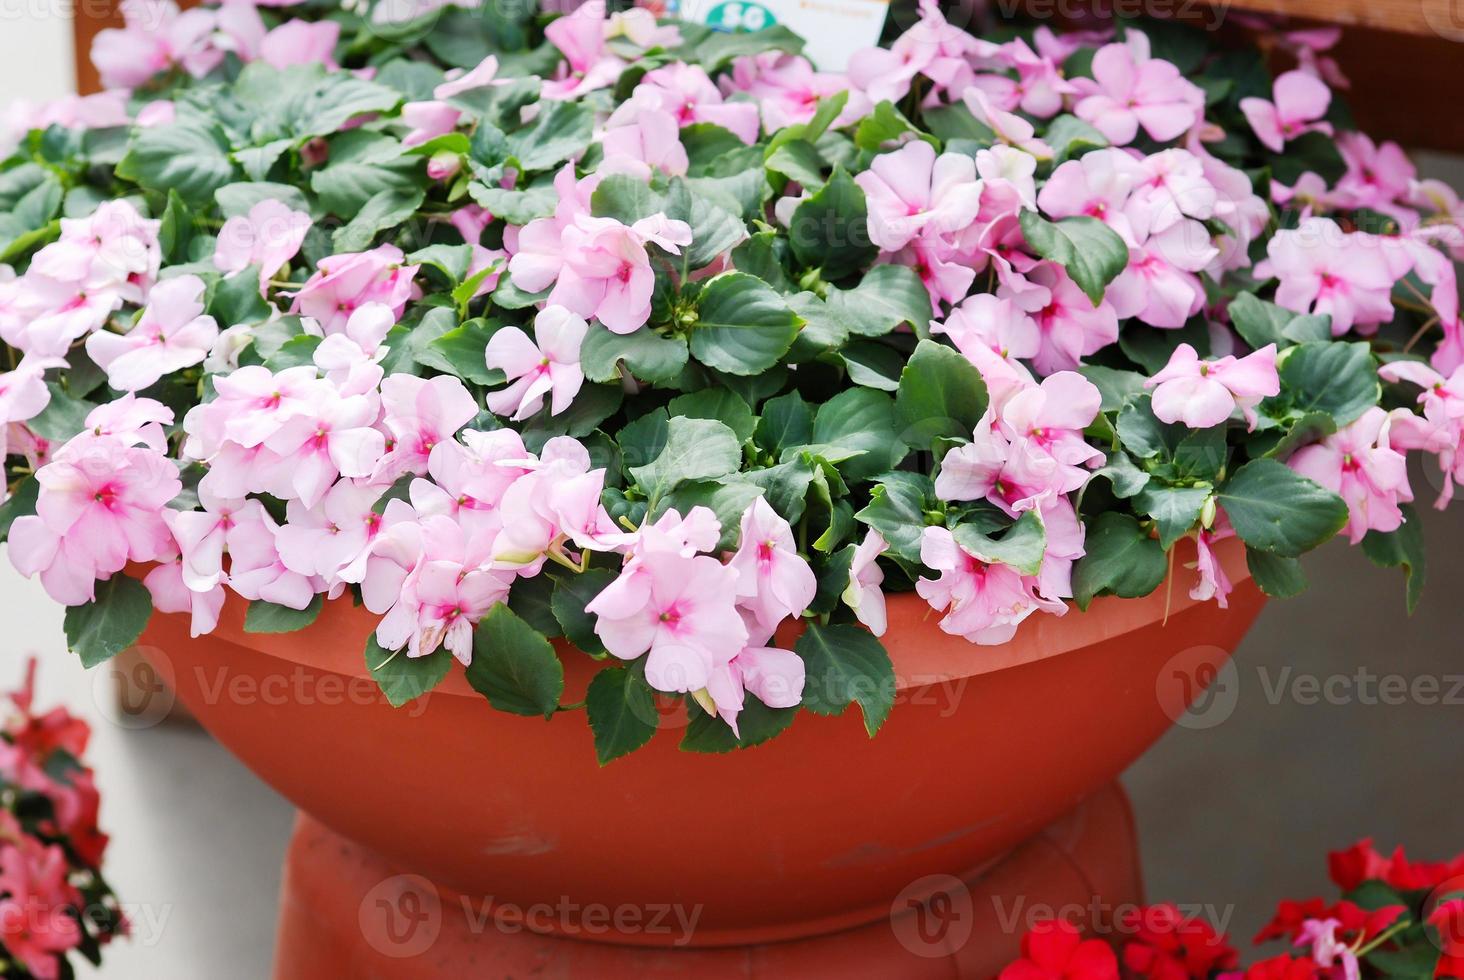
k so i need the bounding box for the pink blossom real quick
[435,55,501,100]
[409,428,532,539]
[85,274,218,392]
[854,141,983,252]
[311,302,395,395]
[1257,218,1400,335]
[586,514,748,695]
[1296,919,1360,980]
[1191,513,1235,609]
[289,245,418,335]
[1146,343,1279,429]
[259,19,340,70]
[706,644,805,737]
[635,62,761,144]
[225,513,318,610]
[90,0,221,89]
[599,104,688,180]
[484,305,588,421]
[998,372,1104,468]
[1380,361,1464,507]
[934,293,1040,406]
[962,89,1054,159]
[183,364,320,458]
[260,387,386,507]
[1240,70,1333,153]
[400,101,461,148]
[890,231,977,312]
[374,374,479,481]
[1072,33,1204,146]
[843,529,888,636]
[8,437,181,605]
[143,555,225,637]
[1008,263,1120,375]
[542,1,625,101]
[1105,226,1213,329]
[27,199,160,313]
[275,479,391,583]
[936,409,1085,517]
[1035,148,1142,239]
[0,359,58,433]
[722,52,870,133]
[522,213,692,335]
[493,437,619,565]
[1331,133,1415,215]
[213,199,312,291]
[727,497,816,633]
[916,526,1043,645]
[1289,407,1412,543]
[972,38,1076,118]
[847,0,994,104]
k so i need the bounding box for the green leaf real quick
[854,100,936,151]
[812,388,907,482]
[668,179,746,269]
[840,340,906,391]
[1228,292,1330,349]
[1092,451,1150,498]
[466,179,557,224]
[1134,484,1212,549]
[243,596,323,633]
[590,174,666,224]
[1361,503,1426,613]
[585,668,660,765]
[1018,210,1128,305]
[208,269,273,327]
[855,472,933,563]
[333,187,426,252]
[1079,365,1148,413]
[365,636,452,707]
[693,23,804,70]
[409,243,474,283]
[825,264,933,338]
[795,622,896,737]
[689,272,802,376]
[629,416,742,504]
[580,325,689,384]
[657,480,765,550]
[416,319,503,385]
[754,391,813,457]
[787,168,876,280]
[63,576,153,669]
[1277,341,1379,427]
[1218,458,1349,557]
[1044,114,1108,164]
[1072,512,1167,609]
[507,100,593,171]
[550,569,615,656]
[680,695,798,752]
[667,389,755,443]
[766,139,826,188]
[465,604,565,719]
[215,181,312,219]
[895,339,988,450]
[159,190,194,264]
[1246,548,1308,599]
[1119,316,1211,375]
[508,574,561,637]
[952,510,1047,576]
[116,123,237,205]
[0,475,38,541]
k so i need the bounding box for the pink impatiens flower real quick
[1009,263,1120,375]
[917,526,1047,645]
[1240,69,1333,153]
[1145,343,1280,429]
[373,373,480,482]
[85,274,218,392]
[9,437,182,605]
[727,497,817,634]
[1072,32,1205,146]
[1257,218,1401,335]
[843,529,889,637]
[90,0,221,89]
[854,140,984,252]
[541,0,625,101]
[634,62,761,144]
[586,508,749,696]
[289,245,419,336]
[213,198,312,291]
[1289,407,1412,543]
[484,305,588,421]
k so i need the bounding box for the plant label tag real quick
[668,0,891,71]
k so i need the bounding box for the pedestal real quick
[273,783,1143,979]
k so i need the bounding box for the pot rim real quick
[145,536,1251,698]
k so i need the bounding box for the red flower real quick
[1000,919,1119,980]
[1429,898,1464,978]
[1328,839,1393,892]
[4,659,89,761]
[1121,904,1239,980]
[1255,898,1405,947]
[1242,954,1324,980]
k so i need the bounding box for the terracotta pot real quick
[135,537,1263,948]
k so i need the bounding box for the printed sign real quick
[671,0,891,71]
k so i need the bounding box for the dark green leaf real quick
[465,604,565,718]
[1361,503,1426,613]
[64,576,153,669]
[551,569,615,655]
[1246,548,1308,599]
[580,324,689,384]
[1019,210,1128,305]
[795,622,896,737]
[895,339,988,450]
[689,272,802,375]
[586,667,659,765]
[365,635,452,707]
[243,596,323,633]
[1072,512,1167,609]
[1218,458,1349,557]
[629,416,742,504]
[787,168,876,280]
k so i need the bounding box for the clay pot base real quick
[273,783,1141,979]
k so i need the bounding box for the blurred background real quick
[1,9,1461,979]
